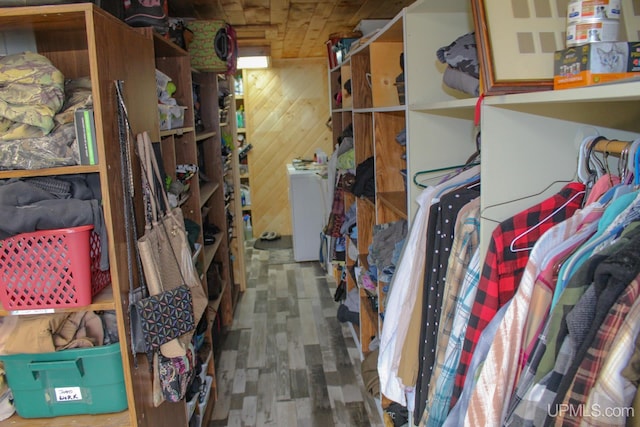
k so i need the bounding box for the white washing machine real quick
[287,164,329,262]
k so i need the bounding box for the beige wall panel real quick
[245,58,332,236]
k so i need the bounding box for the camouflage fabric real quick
[0,52,65,140]
[0,75,91,170]
[55,77,93,126]
[437,32,479,79]
[0,122,78,170]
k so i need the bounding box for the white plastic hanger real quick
[577,135,598,184]
[627,138,640,183]
[509,189,586,253]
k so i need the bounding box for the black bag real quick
[124,0,168,34]
[351,157,375,198]
[206,261,223,301]
[333,278,346,302]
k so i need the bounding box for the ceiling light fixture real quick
[237,46,271,69]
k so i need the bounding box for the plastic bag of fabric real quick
[0,123,78,170]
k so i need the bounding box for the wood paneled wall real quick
[244,58,332,236]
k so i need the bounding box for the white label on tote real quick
[55,387,82,402]
[10,309,54,315]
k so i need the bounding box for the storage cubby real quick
[341,63,353,109]
[374,111,406,223]
[351,48,372,109]
[353,112,374,162]
[369,46,403,108]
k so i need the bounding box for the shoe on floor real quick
[259,231,280,241]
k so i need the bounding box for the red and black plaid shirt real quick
[451,182,586,407]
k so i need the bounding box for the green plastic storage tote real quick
[0,343,127,418]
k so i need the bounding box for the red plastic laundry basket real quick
[0,225,111,310]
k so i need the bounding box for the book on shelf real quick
[74,108,98,165]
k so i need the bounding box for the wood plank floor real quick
[209,246,384,427]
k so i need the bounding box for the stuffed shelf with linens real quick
[0,4,232,427]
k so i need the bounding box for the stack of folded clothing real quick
[437,32,479,96]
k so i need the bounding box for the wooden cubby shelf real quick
[0,4,242,426]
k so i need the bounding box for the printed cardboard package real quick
[553,41,640,89]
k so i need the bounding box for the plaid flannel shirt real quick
[464,203,599,427]
[452,182,586,406]
[582,295,640,426]
[553,274,640,426]
[413,188,480,421]
[426,248,481,426]
[545,228,640,427]
[504,228,640,426]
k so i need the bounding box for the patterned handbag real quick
[156,341,197,403]
[132,284,194,354]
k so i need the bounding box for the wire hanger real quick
[509,189,586,252]
[413,151,481,188]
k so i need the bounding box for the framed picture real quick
[471,0,567,95]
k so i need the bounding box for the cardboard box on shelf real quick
[554,41,640,90]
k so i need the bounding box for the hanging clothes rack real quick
[590,138,632,156]
[586,138,637,184]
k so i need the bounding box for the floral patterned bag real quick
[155,341,196,403]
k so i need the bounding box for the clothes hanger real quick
[590,138,639,204]
[508,189,586,252]
[577,135,600,184]
[625,138,640,181]
[586,137,609,179]
[480,177,575,226]
[635,140,640,187]
[413,151,481,188]
[412,160,480,188]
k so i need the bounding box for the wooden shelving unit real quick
[219,74,247,296]
[0,5,238,426]
[326,0,474,364]
[0,4,165,426]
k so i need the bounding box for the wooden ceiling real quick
[169,0,415,59]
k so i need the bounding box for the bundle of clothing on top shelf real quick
[379,139,640,427]
[0,51,93,170]
[437,32,479,97]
